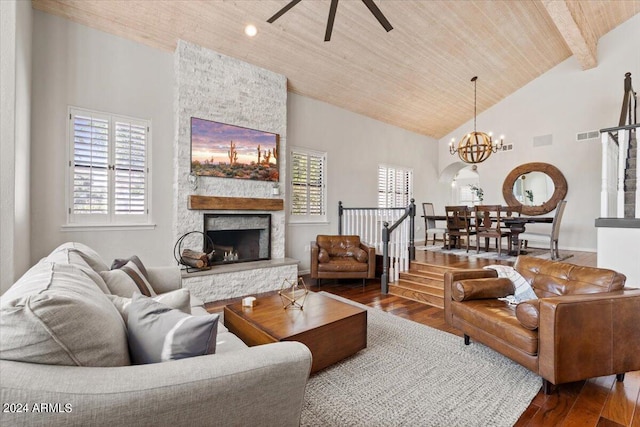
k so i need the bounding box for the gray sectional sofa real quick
[0,242,312,427]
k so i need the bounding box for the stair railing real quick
[338,200,416,294]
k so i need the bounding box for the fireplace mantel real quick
[188,195,284,211]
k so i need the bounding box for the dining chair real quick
[474,205,510,256]
[518,200,567,260]
[422,202,447,245]
[444,206,475,252]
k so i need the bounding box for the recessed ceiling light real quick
[244,24,258,37]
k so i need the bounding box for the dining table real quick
[423,212,554,255]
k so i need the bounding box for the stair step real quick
[402,270,443,282]
[388,284,444,309]
[409,261,455,276]
[399,273,444,287]
[395,278,444,296]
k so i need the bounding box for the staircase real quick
[388,260,453,308]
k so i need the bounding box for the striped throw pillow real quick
[100,261,157,298]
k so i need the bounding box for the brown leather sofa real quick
[310,235,376,286]
[444,256,640,393]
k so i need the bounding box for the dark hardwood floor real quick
[206,250,640,427]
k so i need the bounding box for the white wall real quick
[286,93,439,273]
[1,0,32,293]
[438,13,640,252]
[30,11,175,267]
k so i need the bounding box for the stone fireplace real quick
[174,41,297,303]
[204,214,271,264]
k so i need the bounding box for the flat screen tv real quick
[190,117,279,182]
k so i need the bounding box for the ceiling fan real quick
[267,0,393,42]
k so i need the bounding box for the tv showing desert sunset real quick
[190,117,279,181]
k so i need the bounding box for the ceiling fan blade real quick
[361,0,393,32]
[267,0,303,23]
[324,0,339,41]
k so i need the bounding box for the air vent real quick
[499,143,513,152]
[576,130,600,141]
[533,134,553,147]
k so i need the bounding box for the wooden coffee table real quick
[224,291,367,373]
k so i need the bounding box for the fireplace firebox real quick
[203,214,271,265]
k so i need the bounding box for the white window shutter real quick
[290,148,326,220]
[114,120,147,215]
[72,112,109,216]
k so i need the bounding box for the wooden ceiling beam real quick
[541,0,598,70]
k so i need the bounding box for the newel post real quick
[338,201,343,235]
[381,221,390,294]
[409,198,416,261]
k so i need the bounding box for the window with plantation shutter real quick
[67,107,151,226]
[290,147,326,222]
[378,165,413,208]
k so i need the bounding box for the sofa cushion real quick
[51,242,110,272]
[127,293,219,364]
[317,258,369,272]
[100,261,157,297]
[516,300,540,331]
[317,235,361,257]
[45,247,111,293]
[107,289,191,322]
[514,256,626,297]
[0,261,130,366]
[485,264,537,302]
[451,299,538,356]
[216,331,249,354]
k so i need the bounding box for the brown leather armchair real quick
[444,256,640,394]
[310,235,376,286]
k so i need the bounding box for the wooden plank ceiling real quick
[32,0,640,139]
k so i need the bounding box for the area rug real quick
[301,293,542,427]
[416,245,572,263]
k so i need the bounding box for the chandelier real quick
[449,76,504,164]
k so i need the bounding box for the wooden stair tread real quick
[388,285,444,309]
[393,279,444,297]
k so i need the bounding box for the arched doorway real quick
[439,162,480,206]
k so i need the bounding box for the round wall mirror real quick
[502,162,567,215]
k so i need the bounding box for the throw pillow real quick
[127,293,219,364]
[318,248,330,263]
[100,261,157,298]
[515,300,540,330]
[353,248,368,263]
[484,264,538,303]
[107,289,192,323]
[111,255,150,280]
